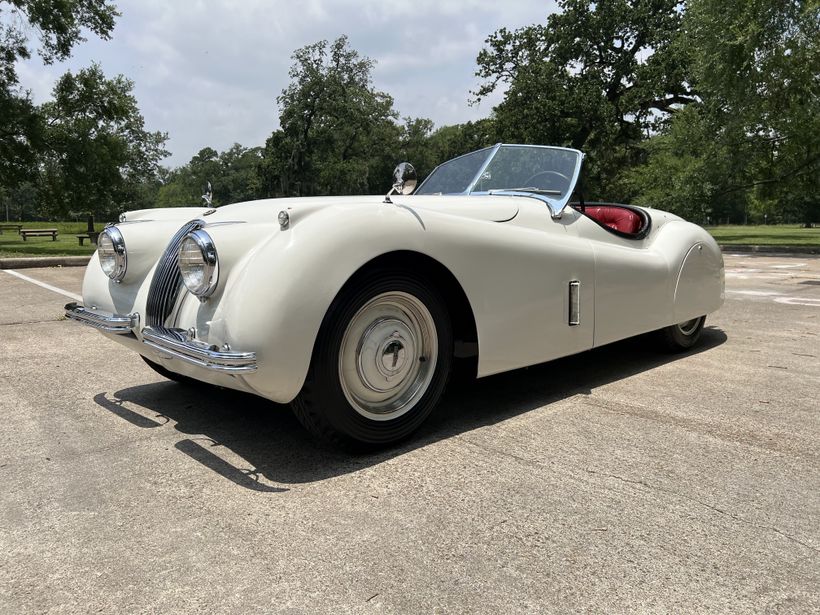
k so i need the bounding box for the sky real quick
[16,0,557,168]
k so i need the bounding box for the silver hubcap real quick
[676,318,701,336]
[339,292,438,420]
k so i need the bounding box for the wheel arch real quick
[326,250,479,367]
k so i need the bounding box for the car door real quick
[562,208,672,347]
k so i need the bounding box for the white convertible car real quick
[66,144,724,446]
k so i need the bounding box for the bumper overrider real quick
[64,302,257,374]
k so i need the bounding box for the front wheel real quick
[656,315,706,352]
[292,272,453,448]
[141,356,196,385]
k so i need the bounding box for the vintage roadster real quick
[66,144,724,446]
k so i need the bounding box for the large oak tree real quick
[474,0,693,198]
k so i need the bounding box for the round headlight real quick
[178,230,219,297]
[98,227,127,282]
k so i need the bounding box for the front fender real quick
[217,203,432,402]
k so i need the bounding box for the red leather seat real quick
[582,205,643,235]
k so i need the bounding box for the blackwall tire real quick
[292,271,453,448]
[657,315,706,352]
[140,356,197,385]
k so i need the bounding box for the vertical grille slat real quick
[146,220,201,327]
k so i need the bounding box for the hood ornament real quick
[202,181,213,207]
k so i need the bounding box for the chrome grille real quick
[146,220,201,327]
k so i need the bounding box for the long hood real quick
[121,194,519,226]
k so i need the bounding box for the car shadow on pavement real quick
[93,326,727,492]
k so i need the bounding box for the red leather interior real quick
[579,205,644,235]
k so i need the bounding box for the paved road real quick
[1,255,818,614]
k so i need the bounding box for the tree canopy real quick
[258,36,400,197]
[475,0,818,223]
[2,1,815,225]
[157,144,263,207]
[37,65,168,218]
[0,0,119,189]
[474,0,693,198]
[629,0,819,223]
[1,0,170,221]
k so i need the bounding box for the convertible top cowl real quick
[394,195,519,223]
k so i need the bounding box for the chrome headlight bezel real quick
[98,226,127,282]
[178,229,219,298]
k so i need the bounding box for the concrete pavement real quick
[0,255,818,613]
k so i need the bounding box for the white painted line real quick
[771,263,806,269]
[725,274,782,280]
[726,289,783,296]
[774,297,820,307]
[3,269,82,302]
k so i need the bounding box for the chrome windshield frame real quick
[414,144,584,218]
[466,143,503,194]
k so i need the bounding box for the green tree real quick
[259,36,400,197]
[217,143,263,203]
[0,0,118,189]
[157,144,264,207]
[426,119,498,169]
[37,64,168,219]
[631,0,819,223]
[626,106,743,223]
[474,0,693,199]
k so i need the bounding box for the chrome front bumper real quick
[65,303,257,374]
[141,327,257,373]
[64,302,139,333]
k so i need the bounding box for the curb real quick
[719,244,820,255]
[0,255,91,270]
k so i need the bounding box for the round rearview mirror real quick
[392,162,417,195]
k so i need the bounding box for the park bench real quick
[76,231,101,246]
[0,224,23,234]
[20,228,58,241]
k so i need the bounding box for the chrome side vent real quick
[145,220,202,327]
[568,280,580,326]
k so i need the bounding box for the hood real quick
[121,194,519,226]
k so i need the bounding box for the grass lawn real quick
[0,221,98,258]
[706,224,820,247]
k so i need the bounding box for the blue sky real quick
[17,0,556,167]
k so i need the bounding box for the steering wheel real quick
[523,170,569,191]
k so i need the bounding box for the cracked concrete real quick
[584,469,819,556]
[1,255,819,614]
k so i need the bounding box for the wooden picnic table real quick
[76,231,101,246]
[20,228,58,241]
[0,224,23,234]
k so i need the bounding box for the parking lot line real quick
[2,268,82,302]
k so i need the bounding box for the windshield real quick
[412,147,493,195]
[415,145,582,209]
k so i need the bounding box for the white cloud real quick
[15,0,557,166]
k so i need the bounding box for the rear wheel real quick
[657,316,706,352]
[292,271,453,448]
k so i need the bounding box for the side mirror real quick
[391,162,417,195]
